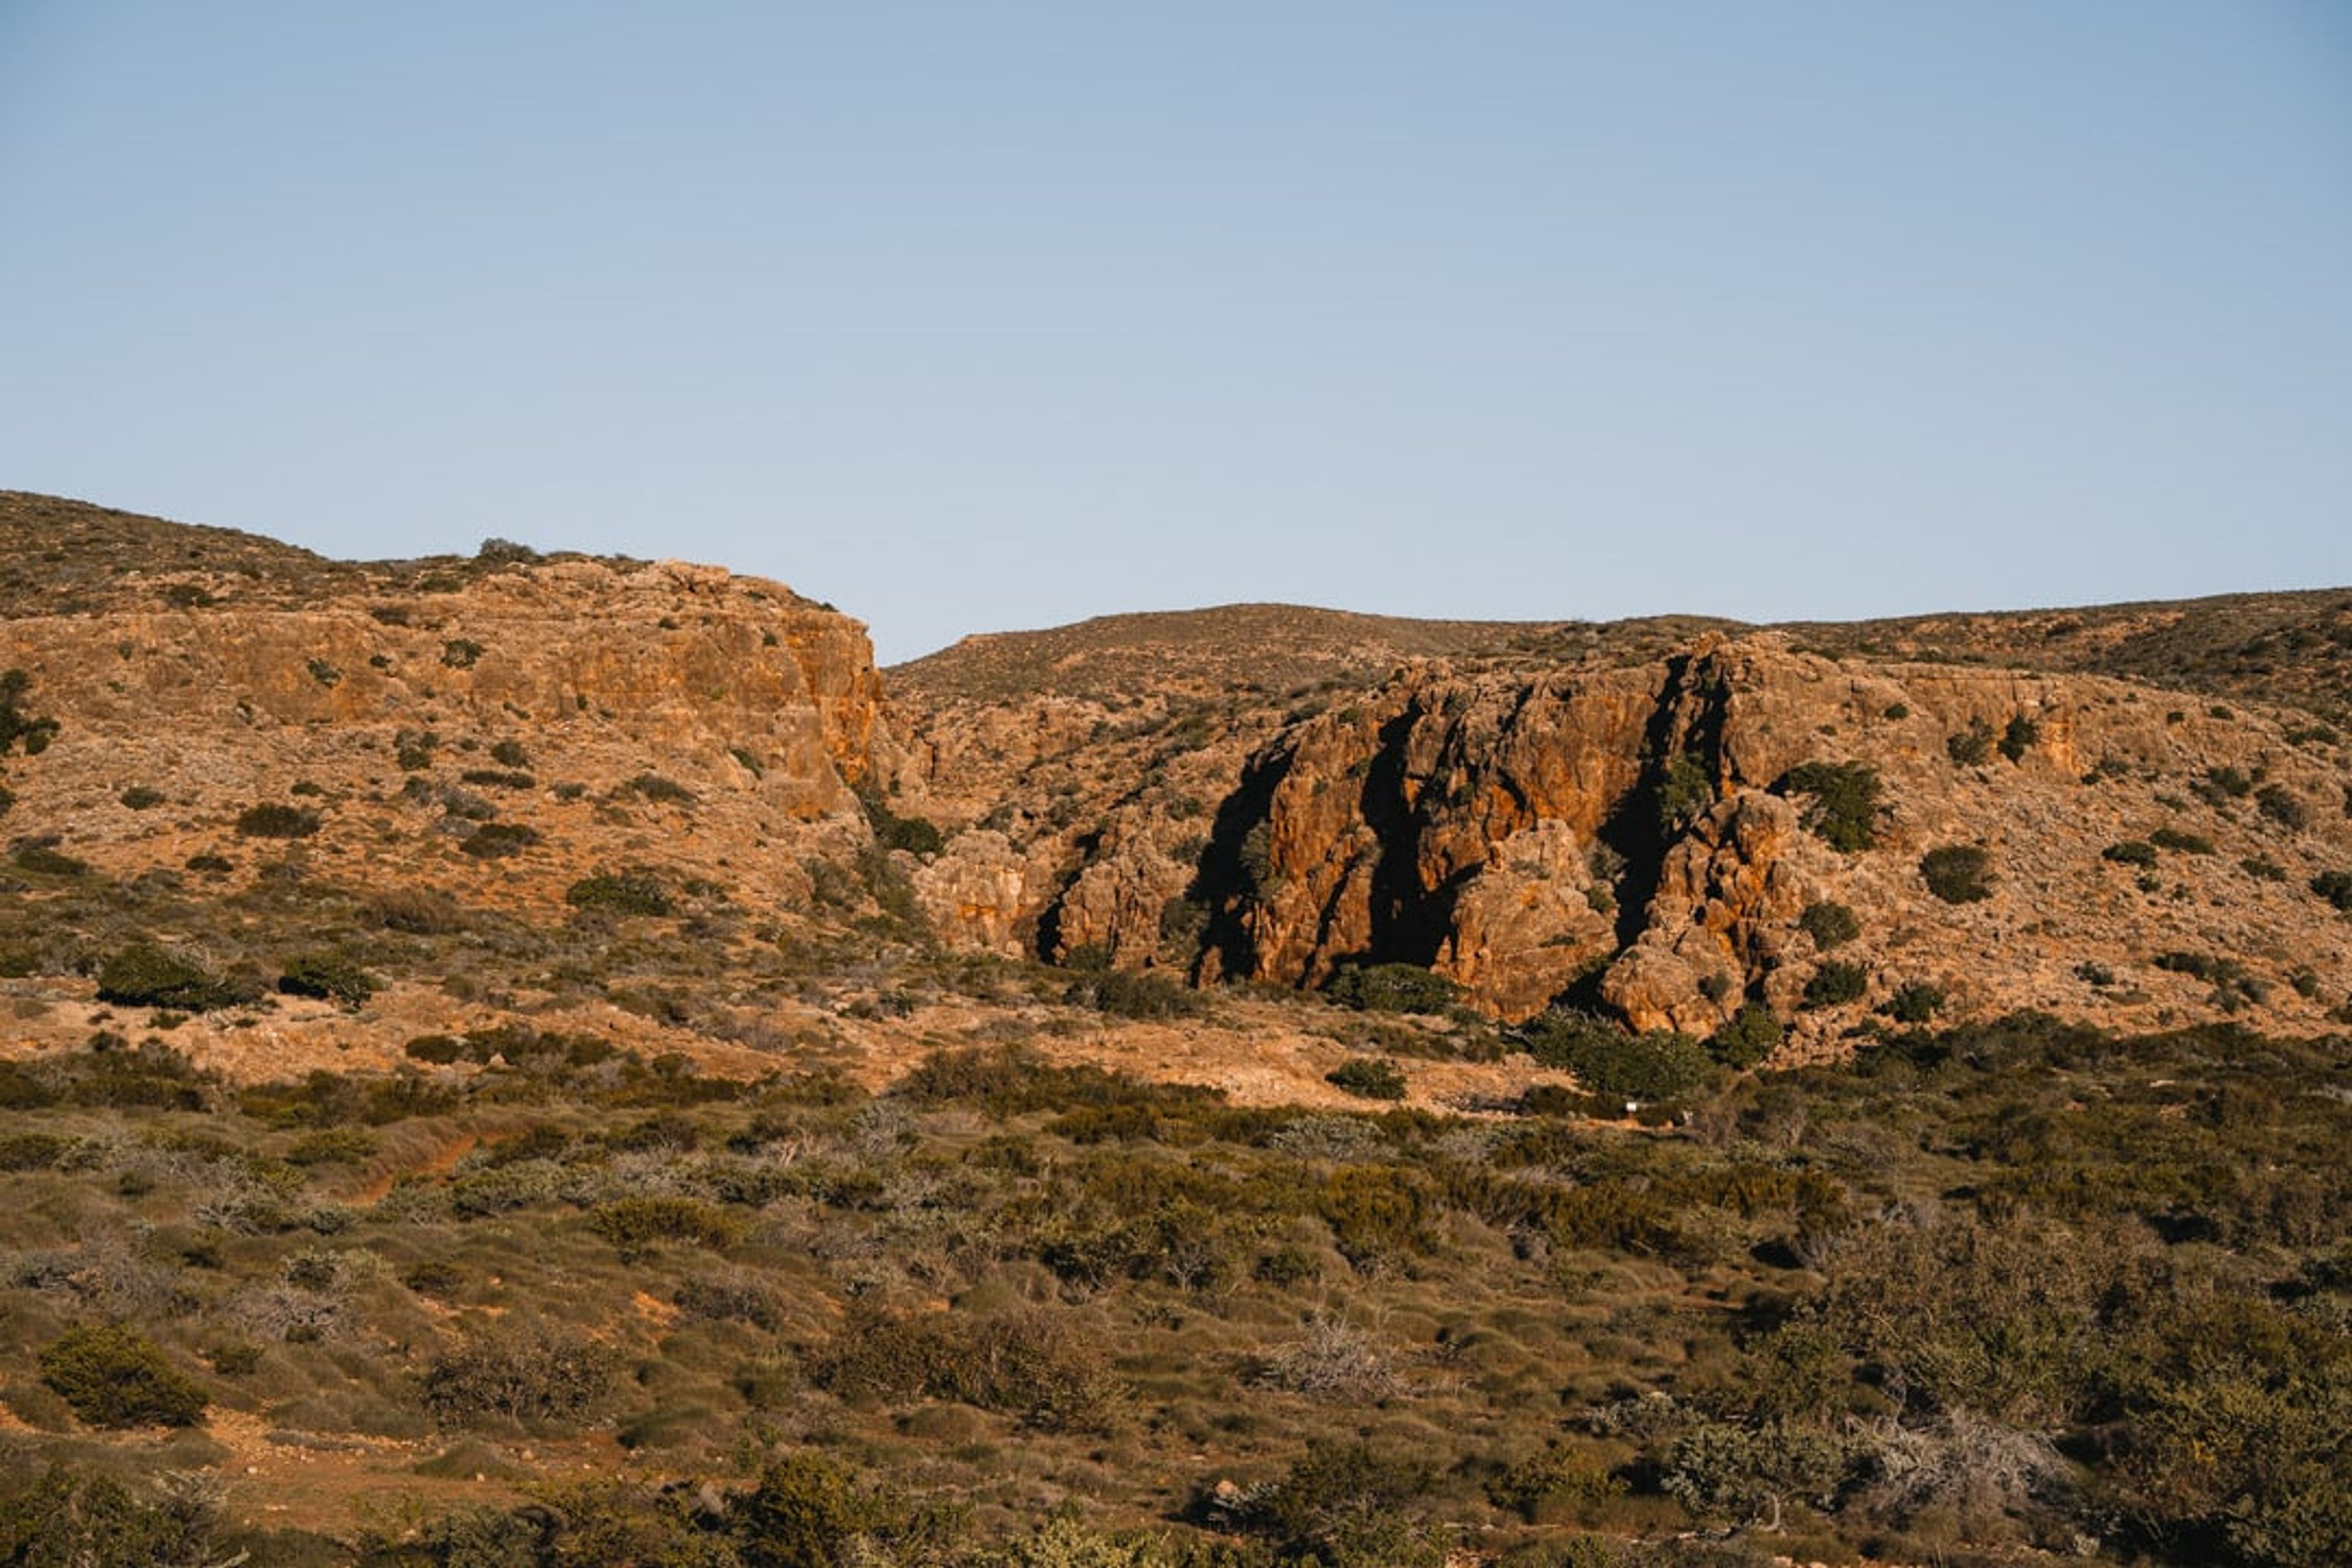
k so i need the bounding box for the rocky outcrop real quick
[903,628,2352,1049]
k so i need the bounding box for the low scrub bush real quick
[626,772,696,805]
[2256,783,2309,830]
[235,802,318,839]
[1520,1012,1711,1101]
[815,1308,1120,1433]
[419,1326,614,1427]
[1881,981,1946,1023]
[2313,870,2352,913]
[1776,761,1881,851]
[589,1196,739,1259]
[39,1324,208,1427]
[94,943,256,1011]
[277,951,379,1007]
[1802,960,1869,1010]
[1709,1004,1782,1069]
[459,822,540,859]
[1798,900,1861,949]
[1920,845,1993,903]
[1324,962,1463,1014]
[1326,1057,1407,1101]
[369,885,464,933]
[567,870,673,916]
[1945,720,1993,766]
[1064,967,1202,1019]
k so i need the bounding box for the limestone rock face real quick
[909,830,1035,957]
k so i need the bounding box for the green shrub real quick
[1485,1443,1628,1524]
[1881,981,1947,1023]
[0,1468,225,1566]
[235,802,318,838]
[1709,1004,1783,1069]
[0,1131,71,1170]
[394,728,438,770]
[489,738,529,767]
[1656,752,1715,835]
[1777,761,1881,851]
[566,870,673,916]
[1798,900,1861,949]
[459,821,540,859]
[1218,1441,1443,1568]
[2314,870,2352,913]
[439,638,484,669]
[419,1326,614,1427]
[459,767,535,790]
[277,951,379,1007]
[626,772,696,805]
[1997,714,2038,763]
[1920,845,1993,903]
[10,839,89,876]
[39,1325,208,1428]
[2197,764,2254,802]
[1324,962,1462,1014]
[814,1309,1119,1433]
[0,669,60,757]
[1664,1419,1852,1525]
[118,785,166,810]
[2151,826,2214,855]
[1064,968,1201,1019]
[1802,960,1869,1009]
[1523,1014,1712,1101]
[1326,1057,1408,1101]
[94,943,255,1011]
[589,1196,739,1259]
[1945,720,1993,766]
[2256,784,2309,830]
[2103,840,2158,868]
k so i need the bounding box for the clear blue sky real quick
[3,3,2348,663]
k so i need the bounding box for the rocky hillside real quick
[896,601,2352,1055]
[0,492,952,1085]
[3,488,2347,1080]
